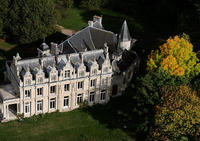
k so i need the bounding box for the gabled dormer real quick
[90,60,99,76]
[47,65,58,82]
[77,53,86,78]
[23,67,32,86]
[62,55,73,79]
[35,67,45,84]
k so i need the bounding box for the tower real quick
[118,20,132,51]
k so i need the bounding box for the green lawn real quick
[55,2,143,33]
[0,109,133,141]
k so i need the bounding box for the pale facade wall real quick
[15,59,112,118]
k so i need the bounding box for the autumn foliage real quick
[147,35,200,77]
[152,85,200,140]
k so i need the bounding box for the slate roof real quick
[16,50,106,80]
[57,26,118,55]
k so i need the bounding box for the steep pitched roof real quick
[119,20,131,42]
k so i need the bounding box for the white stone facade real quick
[0,16,139,121]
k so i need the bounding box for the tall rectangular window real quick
[78,81,84,89]
[37,88,43,96]
[64,70,70,78]
[50,98,56,109]
[50,86,56,93]
[100,90,106,101]
[64,84,70,91]
[64,96,69,108]
[89,92,95,102]
[90,79,96,87]
[25,102,30,114]
[37,101,43,112]
[25,89,31,97]
[77,94,83,104]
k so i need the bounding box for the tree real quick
[147,34,200,78]
[152,85,200,140]
[2,0,57,44]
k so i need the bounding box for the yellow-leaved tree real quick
[147,34,200,77]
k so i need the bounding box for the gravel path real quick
[56,25,77,36]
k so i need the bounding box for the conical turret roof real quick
[119,20,131,42]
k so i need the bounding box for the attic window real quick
[104,67,108,73]
[79,71,84,77]
[25,79,31,85]
[92,69,97,75]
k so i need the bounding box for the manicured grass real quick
[58,8,88,31]
[0,109,133,141]
[55,3,143,33]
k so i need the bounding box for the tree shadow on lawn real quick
[81,92,150,140]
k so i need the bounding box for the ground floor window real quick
[64,96,69,108]
[100,90,106,100]
[77,94,83,104]
[25,102,30,114]
[37,101,43,112]
[89,92,95,102]
[50,98,56,109]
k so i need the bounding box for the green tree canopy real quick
[1,0,57,44]
[152,85,200,140]
[147,34,200,79]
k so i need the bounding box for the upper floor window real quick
[79,71,84,77]
[37,87,43,96]
[51,75,56,81]
[25,89,31,98]
[38,77,43,83]
[25,79,31,85]
[64,70,70,78]
[90,79,96,87]
[78,81,84,89]
[50,85,56,93]
[64,84,70,91]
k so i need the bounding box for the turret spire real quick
[119,20,131,42]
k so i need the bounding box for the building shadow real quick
[81,90,149,140]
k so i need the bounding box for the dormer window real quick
[104,67,108,73]
[79,71,84,77]
[64,70,70,78]
[25,79,31,85]
[51,75,56,81]
[38,77,43,83]
[92,69,97,75]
